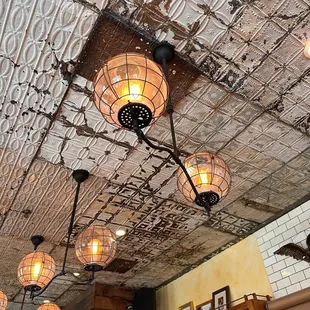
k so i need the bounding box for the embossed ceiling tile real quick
[252,0,285,15]
[232,5,267,40]
[268,67,300,95]
[206,131,231,151]
[205,211,258,236]
[285,80,310,104]
[217,63,246,90]
[234,44,266,73]
[179,226,235,250]
[167,0,205,32]
[173,115,199,137]
[288,50,310,74]
[183,100,214,124]
[290,13,310,43]
[251,56,282,84]
[213,30,247,62]
[200,53,230,80]
[280,104,310,134]
[287,154,309,169]
[194,15,227,48]
[235,125,261,145]
[237,75,264,100]
[272,35,303,66]
[225,201,273,223]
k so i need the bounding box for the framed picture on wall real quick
[196,300,212,310]
[179,301,194,310]
[212,286,230,310]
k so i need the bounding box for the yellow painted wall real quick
[156,234,272,310]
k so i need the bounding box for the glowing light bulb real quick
[201,172,209,184]
[32,261,43,279]
[304,42,310,58]
[90,239,101,255]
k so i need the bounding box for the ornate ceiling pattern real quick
[0,0,310,308]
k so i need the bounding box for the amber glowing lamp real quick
[75,225,116,272]
[0,290,7,310]
[17,236,56,292]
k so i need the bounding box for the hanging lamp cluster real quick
[93,42,232,213]
[13,41,231,310]
[15,170,116,309]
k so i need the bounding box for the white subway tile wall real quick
[255,200,310,299]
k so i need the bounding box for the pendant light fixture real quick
[177,152,231,207]
[75,225,116,272]
[21,170,90,299]
[93,52,169,129]
[17,236,56,293]
[37,302,60,310]
[23,170,117,303]
[0,290,7,310]
[93,42,231,213]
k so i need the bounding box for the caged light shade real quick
[93,53,169,130]
[177,152,231,208]
[17,252,56,291]
[0,290,7,310]
[75,225,116,272]
[37,303,60,310]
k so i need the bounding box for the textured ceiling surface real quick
[1,0,310,308]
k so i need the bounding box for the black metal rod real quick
[62,180,81,273]
[20,289,26,310]
[134,129,206,209]
[32,273,63,298]
[32,180,82,298]
[161,57,179,157]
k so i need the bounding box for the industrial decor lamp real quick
[0,290,8,310]
[17,170,116,304]
[75,225,116,274]
[93,43,231,213]
[17,236,56,293]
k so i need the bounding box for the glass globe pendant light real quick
[92,42,232,214]
[0,290,8,310]
[93,52,169,130]
[75,225,116,272]
[177,152,231,211]
[37,302,60,310]
[17,236,56,292]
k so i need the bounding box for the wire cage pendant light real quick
[0,290,7,310]
[17,250,56,292]
[93,42,231,213]
[93,52,169,130]
[75,225,117,272]
[177,152,231,210]
[37,302,60,310]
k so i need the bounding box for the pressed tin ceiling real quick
[1,0,310,308]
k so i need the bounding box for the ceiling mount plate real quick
[72,170,89,183]
[152,42,175,64]
[31,235,44,250]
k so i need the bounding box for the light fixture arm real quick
[32,170,90,299]
[134,128,210,214]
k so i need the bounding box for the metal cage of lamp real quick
[93,42,231,213]
[93,52,169,130]
[0,291,7,310]
[75,225,116,272]
[17,247,56,292]
[37,303,60,310]
[177,152,231,210]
